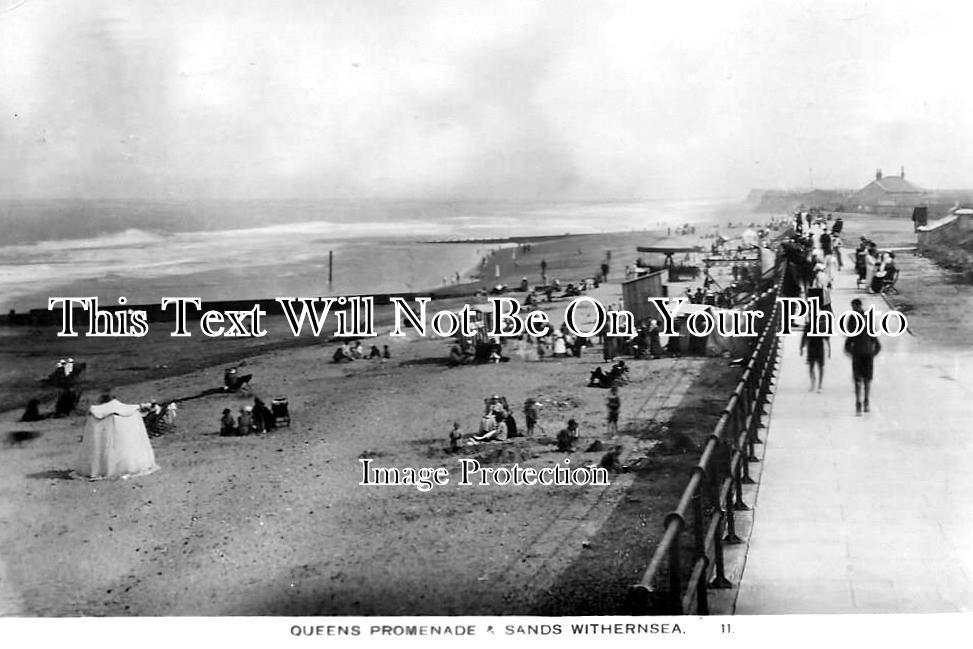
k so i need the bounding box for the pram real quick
[271,397,291,427]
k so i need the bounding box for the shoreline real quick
[0,228,676,413]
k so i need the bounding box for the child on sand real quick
[606,387,621,435]
[556,419,579,452]
[448,423,462,452]
[524,398,539,436]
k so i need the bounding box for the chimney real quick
[876,168,883,181]
[901,166,905,179]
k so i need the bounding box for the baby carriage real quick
[271,397,291,428]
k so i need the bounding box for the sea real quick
[0,198,744,312]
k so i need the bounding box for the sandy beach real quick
[0,223,754,616]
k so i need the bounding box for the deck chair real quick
[879,267,900,295]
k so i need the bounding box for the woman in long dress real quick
[73,399,158,480]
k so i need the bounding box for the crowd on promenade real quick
[784,208,888,415]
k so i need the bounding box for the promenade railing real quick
[627,268,785,615]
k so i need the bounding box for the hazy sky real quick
[1,0,971,201]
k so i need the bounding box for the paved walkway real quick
[735,266,973,613]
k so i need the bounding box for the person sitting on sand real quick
[332,344,353,363]
[588,366,611,388]
[556,419,579,452]
[382,345,391,361]
[223,367,253,391]
[350,341,364,359]
[368,345,382,360]
[562,283,581,298]
[489,338,503,363]
[473,411,508,442]
[478,409,497,436]
[237,406,254,435]
[610,360,629,384]
[599,445,624,472]
[448,344,468,367]
[54,387,80,417]
[220,408,237,436]
[20,398,43,422]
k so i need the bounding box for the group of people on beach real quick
[220,397,277,436]
[333,341,390,363]
[448,382,624,453]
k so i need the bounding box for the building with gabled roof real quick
[851,167,928,213]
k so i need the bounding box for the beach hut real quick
[621,269,667,324]
[73,399,159,480]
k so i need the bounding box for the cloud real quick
[1,0,973,200]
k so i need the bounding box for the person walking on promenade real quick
[800,316,831,392]
[844,298,882,415]
[606,387,621,436]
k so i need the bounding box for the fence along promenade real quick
[627,268,785,615]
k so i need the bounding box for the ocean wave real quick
[0,199,739,310]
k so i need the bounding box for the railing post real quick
[733,454,750,512]
[667,540,682,614]
[697,560,710,614]
[724,474,744,543]
[710,512,732,589]
[736,405,756,482]
[692,489,705,559]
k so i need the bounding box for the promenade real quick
[734,265,973,613]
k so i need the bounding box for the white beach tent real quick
[73,399,159,480]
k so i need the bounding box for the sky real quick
[1,0,972,201]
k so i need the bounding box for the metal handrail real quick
[628,266,785,614]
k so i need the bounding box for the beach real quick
[0,215,759,615]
